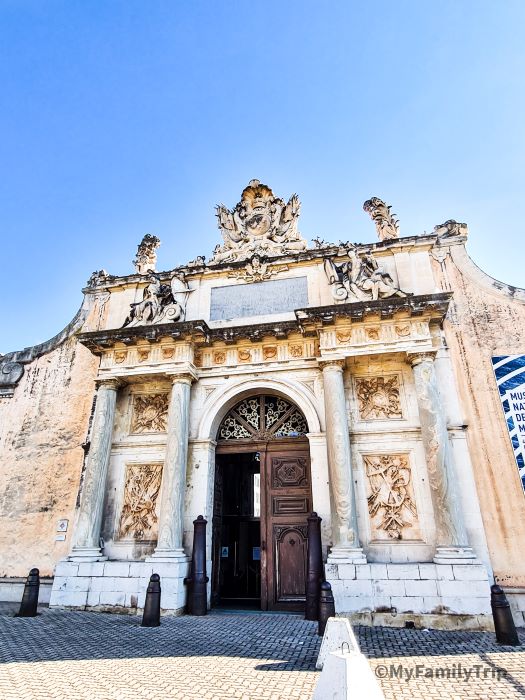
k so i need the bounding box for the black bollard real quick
[141,573,161,627]
[185,515,209,616]
[318,580,335,636]
[305,512,323,621]
[491,583,520,646]
[17,568,40,617]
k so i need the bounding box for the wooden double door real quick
[213,439,312,611]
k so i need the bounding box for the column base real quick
[433,546,477,565]
[146,547,189,563]
[68,547,108,562]
[327,546,367,564]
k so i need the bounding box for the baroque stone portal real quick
[211,180,307,263]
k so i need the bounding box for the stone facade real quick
[0,181,523,627]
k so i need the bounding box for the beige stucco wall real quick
[0,338,99,577]
[433,242,525,587]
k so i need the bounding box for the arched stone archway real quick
[194,376,323,442]
[184,379,331,611]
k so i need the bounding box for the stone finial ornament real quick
[433,220,468,239]
[363,197,399,241]
[323,247,408,302]
[211,179,307,263]
[122,272,194,327]
[133,234,161,275]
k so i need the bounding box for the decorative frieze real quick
[130,393,169,434]
[355,375,402,420]
[364,454,419,540]
[118,463,163,541]
[322,318,432,356]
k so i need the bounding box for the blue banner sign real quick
[492,355,525,494]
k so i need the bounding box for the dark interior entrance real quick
[211,393,312,612]
[212,453,261,608]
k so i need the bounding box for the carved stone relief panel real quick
[130,393,169,434]
[355,375,403,420]
[364,453,421,541]
[118,463,163,541]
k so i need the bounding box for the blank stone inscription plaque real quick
[210,277,308,321]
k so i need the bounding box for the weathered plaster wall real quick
[432,242,525,586]
[0,338,99,576]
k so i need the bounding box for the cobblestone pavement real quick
[358,625,525,700]
[0,607,320,700]
[0,605,524,699]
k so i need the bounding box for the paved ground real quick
[0,604,524,699]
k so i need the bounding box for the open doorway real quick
[211,395,312,612]
[212,452,261,609]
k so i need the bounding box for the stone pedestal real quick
[149,373,193,562]
[69,378,121,562]
[320,359,366,564]
[408,353,476,564]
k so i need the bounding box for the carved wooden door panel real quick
[263,444,312,611]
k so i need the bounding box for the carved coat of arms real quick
[211,180,307,263]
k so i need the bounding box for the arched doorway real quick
[211,394,312,611]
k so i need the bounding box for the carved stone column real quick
[320,359,366,563]
[70,378,121,561]
[408,352,476,563]
[150,373,194,561]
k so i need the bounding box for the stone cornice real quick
[81,234,442,292]
[77,293,451,354]
[295,292,451,326]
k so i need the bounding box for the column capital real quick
[165,369,198,385]
[95,377,125,390]
[318,357,346,371]
[406,351,437,367]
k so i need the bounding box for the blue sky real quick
[1,0,524,351]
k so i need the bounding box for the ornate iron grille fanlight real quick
[218,395,308,441]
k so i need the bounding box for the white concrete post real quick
[70,378,120,561]
[408,352,476,563]
[320,359,366,563]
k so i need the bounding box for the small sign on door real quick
[221,546,229,558]
[252,547,261,561]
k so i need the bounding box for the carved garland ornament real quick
[364,454,418,540]
[355,376,402,420]
[118,463,163,541]
[130,393,169,433]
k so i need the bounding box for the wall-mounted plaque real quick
[492,355,525,494]
[210,277,308,321]
[57,519,69,533]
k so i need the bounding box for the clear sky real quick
[1,0,524,352]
